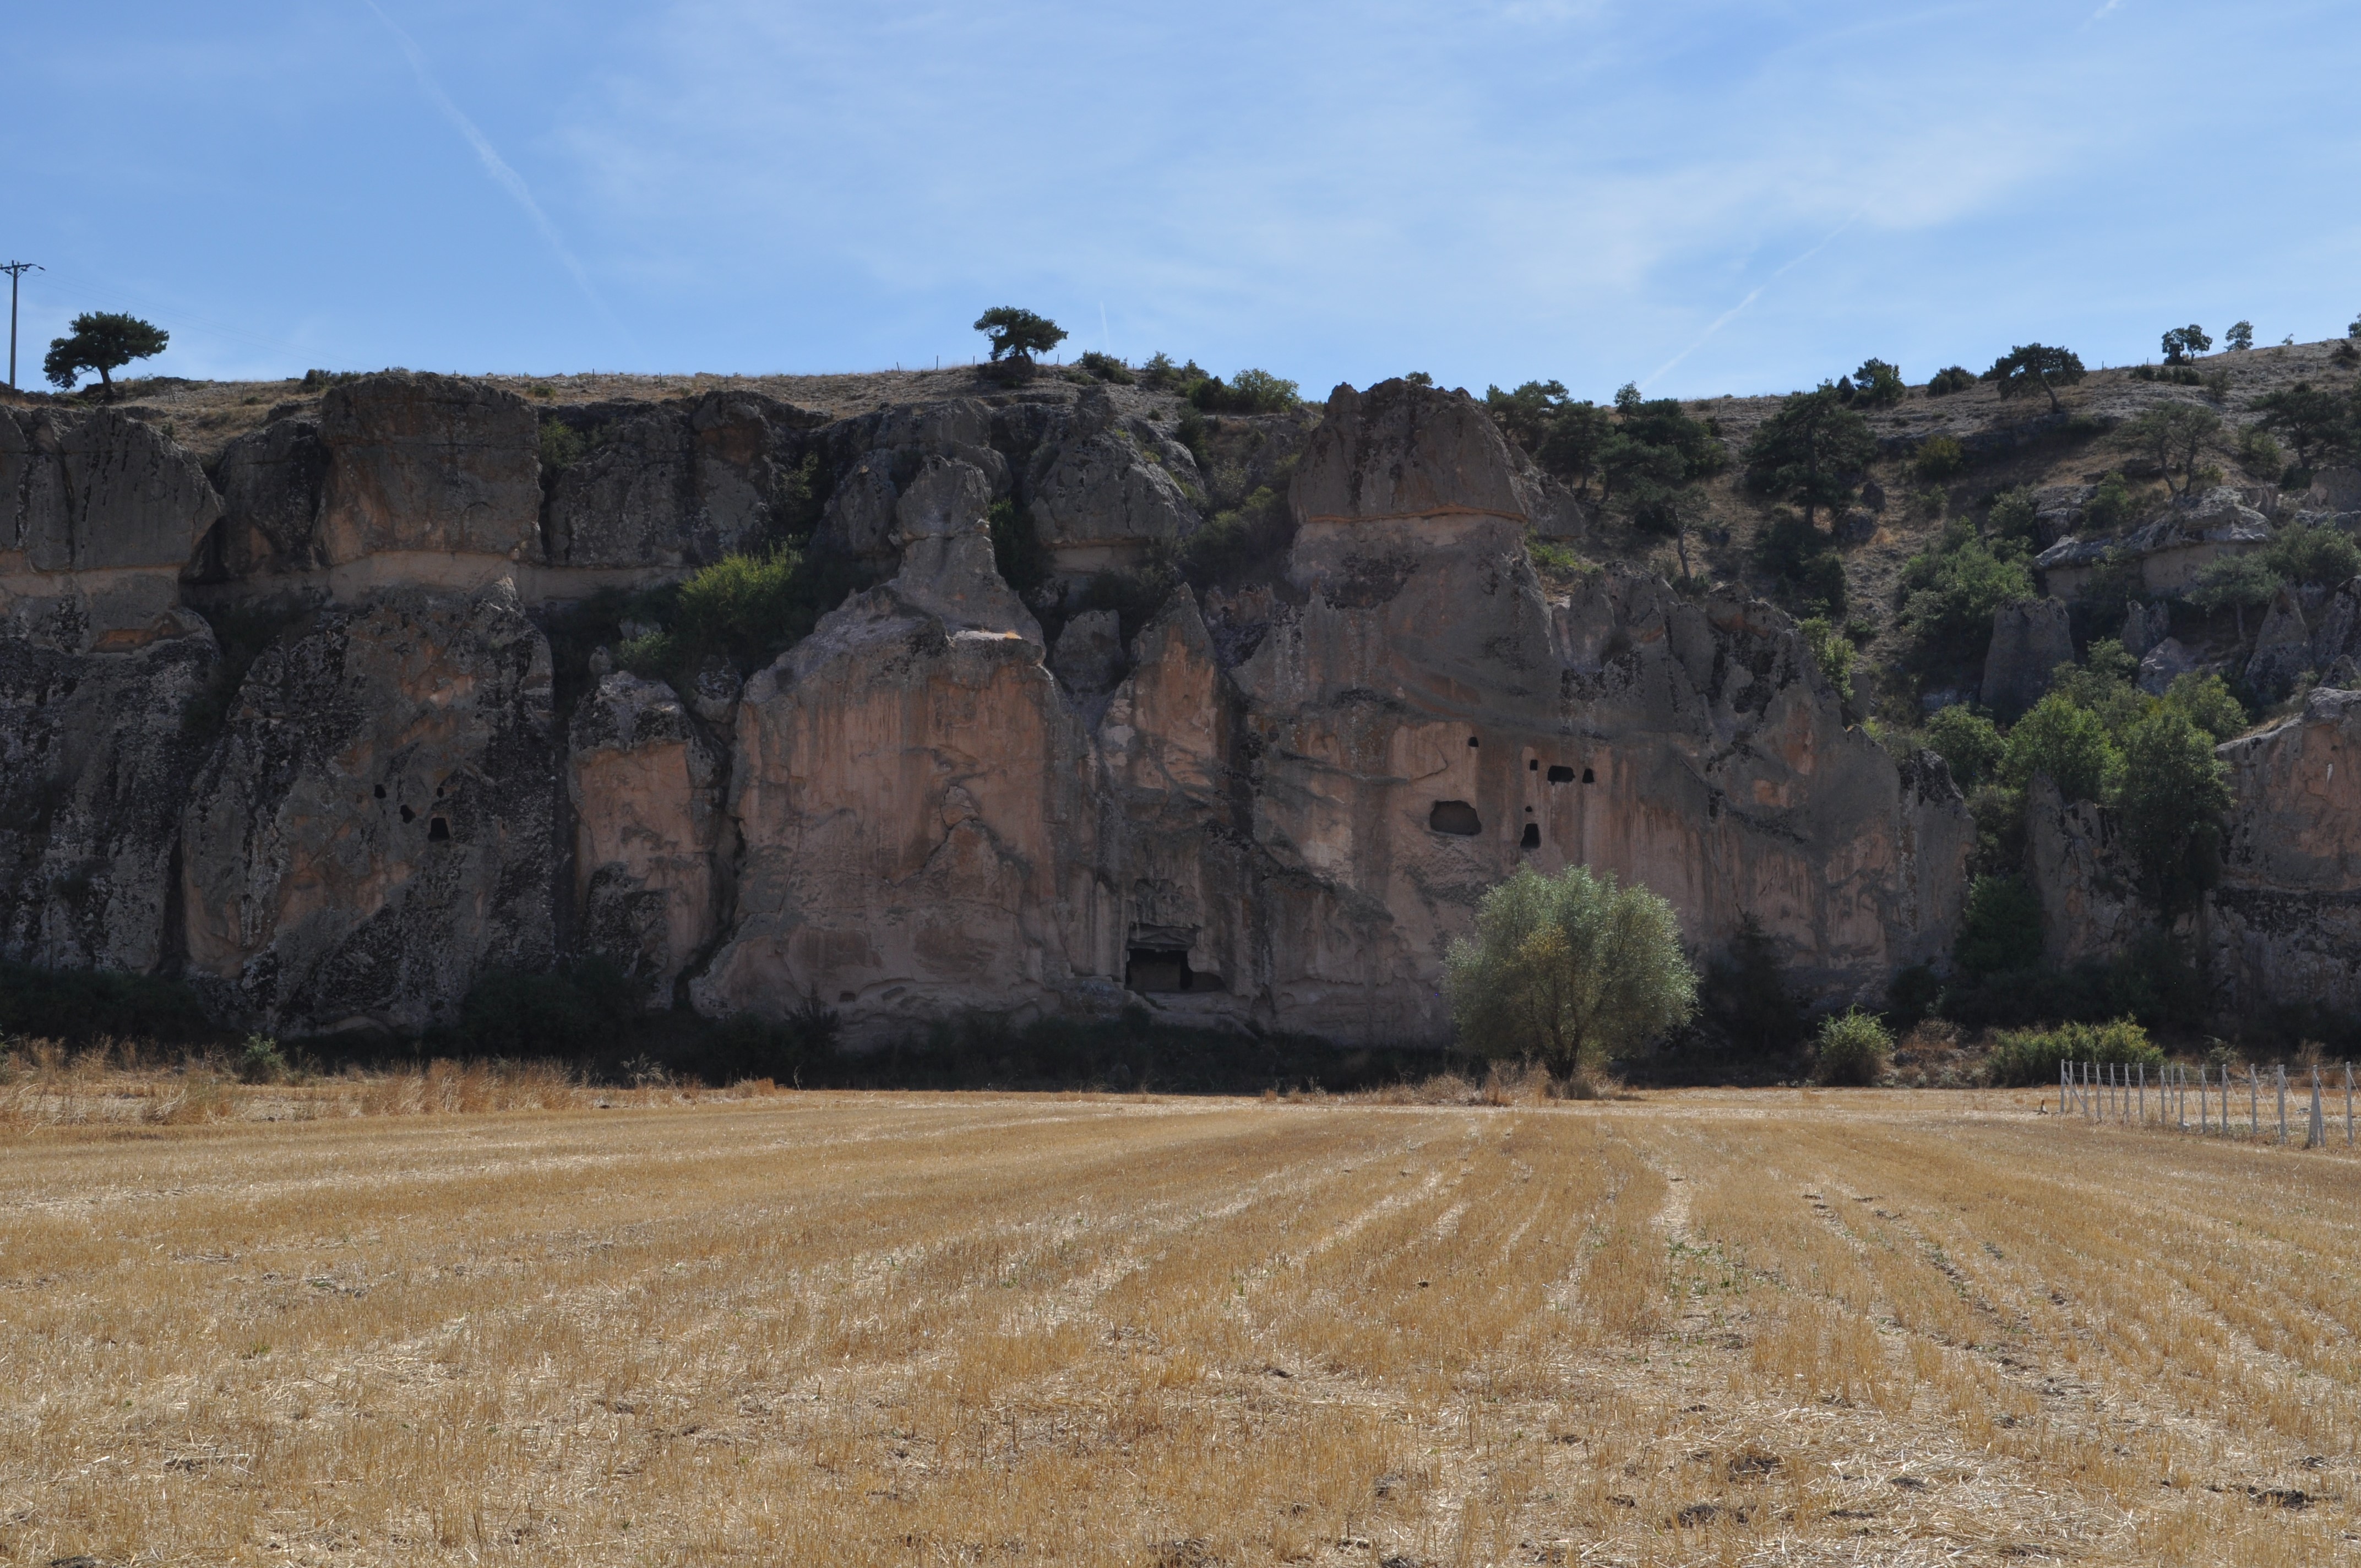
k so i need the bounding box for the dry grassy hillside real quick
[4,1086,2357,1565]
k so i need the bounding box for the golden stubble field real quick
[4,1085,2359,1566]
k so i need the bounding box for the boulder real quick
[2208,688,2361,1014]
[569,672,726,1005]
[0,407,222,650]
[1050,609,1124,695]
[1979,597,2075,720]
[2032,484,2093,545]
[2120,599,2167,660]
[178,582,561,1034]
[1025,390,1199,576]
[814,399,1011,567]
[213,417,328,576]
[317,372,542,566]
[2136,637,2199,696]
[2306,576,2361,675]
[0,620,219,973]
[885,457,1038,641]
[2244,585,2312,700]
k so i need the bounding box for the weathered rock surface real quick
[2023,775,2146,967]
[569,672,726,1004]
[2136,636,2199,696]
[1,407,222,649]
[1025,388,1199,576]
[2035,485,2271,600]
[2208,688,2361,1014]
[0,622,219,972]
[318,373,542,566]
[178,584,560,1034]
[2245,586,2313,700]
[546,390,820,568]
[1980,597,2075,720]
[2120,600,2168,660]
[694,494,1111,1031]
[1050,608,1124,695]
[212,417,328,576]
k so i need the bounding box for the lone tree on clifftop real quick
[43,312,168,401]
[1740,383,1877,527]
[1444,864,1698,1076]
[973,307,1066,364]
[1982,343,2085,413]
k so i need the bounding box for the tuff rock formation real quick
[0,371,2050,1045]
[2208,688,2361,1014]
[1980,598,2075,720]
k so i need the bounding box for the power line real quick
[2,262,41,389]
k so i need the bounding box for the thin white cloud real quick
[360,0,620,334]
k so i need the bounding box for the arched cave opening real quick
[1428,801,1482,836]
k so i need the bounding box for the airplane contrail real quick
[1640,204,1870,391]
[361,0,621,333]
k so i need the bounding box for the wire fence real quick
[2059,1060,2353,1147]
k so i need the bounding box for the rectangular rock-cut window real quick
[1428,801,1482,836]
[1126,948,1192,993]
[1546,765,1575,783]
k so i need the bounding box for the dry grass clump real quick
[0,1039,760,1130]
[2,1084,2355,1564]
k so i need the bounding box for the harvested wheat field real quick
[6,1086,2360,1566]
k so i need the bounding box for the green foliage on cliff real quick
[1897,523,2034,674]
[1444,864,1698,1071]
[1983,1017,2161,1086]
[618,544,870,683]
[1954,874,2044,977]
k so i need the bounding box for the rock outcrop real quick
[178,584,560,1035]
[2023,776,2146,967]
[569,672,726,1005]
[2207,688,2361,1014]
[2245,586,2313,700]
[0,371,2012,1046]
[1980,598,2075,720]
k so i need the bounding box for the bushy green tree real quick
[1984,486,2041,543]
[1189,368,1300,413]
[2226,320,2255,351]
[2001,690,2120,803]
[1924,705,2004,790]
[2188,552,2283,639]
[2265,521,2361,586]
[1983,344,2086,413]
[43,311,168,400]
[1925,365,1976,398]
[1913,434,1966,481]
[1851,358,1906,407]
[1812,1009,1890,1086]
[1443,864,1698,1071]
[1700,917,1804,1055]
[2120,402,2223,496]
[2160,324,2212,364]
[1897,524,2035,672]
[2116,706,2231,912]
[973,306,1067,363]
[1797,615,1855,699]
[1741,384,1879,525]
[2248,382,2354,471]
[2160,671,2247,742]
[2084,471,2137,531]
[1954,874,2046,977]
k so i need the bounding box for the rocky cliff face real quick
[2207,688,2361,1014]
[0,370,2009,1043]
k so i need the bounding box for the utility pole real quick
[2,262,42,390]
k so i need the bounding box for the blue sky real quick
[7,2,2358,401]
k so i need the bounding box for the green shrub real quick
[2265,521,2361,587]
[2001,691,2120,803]
[1913,434,1966,481]
[1812,1008,1890,1086]
[538,417,585,474]
[2084,470,2137,532]
[1851,358,1905,407]
[1925,366,1976,398]
[237,1033,288,1084]
[1923,705,2004,790]
[1182,486,1293,589]
[1754,510,1847,616]
[1954,874,2044,977]
[1699,918,1804,1055]
[2238,423,2284,477]
[1189,369,1300,415]
[2116,706,2231,913]
[619,543,871,685]
[1797,616,1854,697]
[1985,486,2040,543]
[1983,1017,2161,1087]
[1076,350,1133,384]
[1897,525,2034,674]
[2161,671,2247,742]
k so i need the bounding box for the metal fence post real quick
[2250,1066,2260,1141]
[2310,1067,2325,1150]
[2276,1064,2288,1146]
